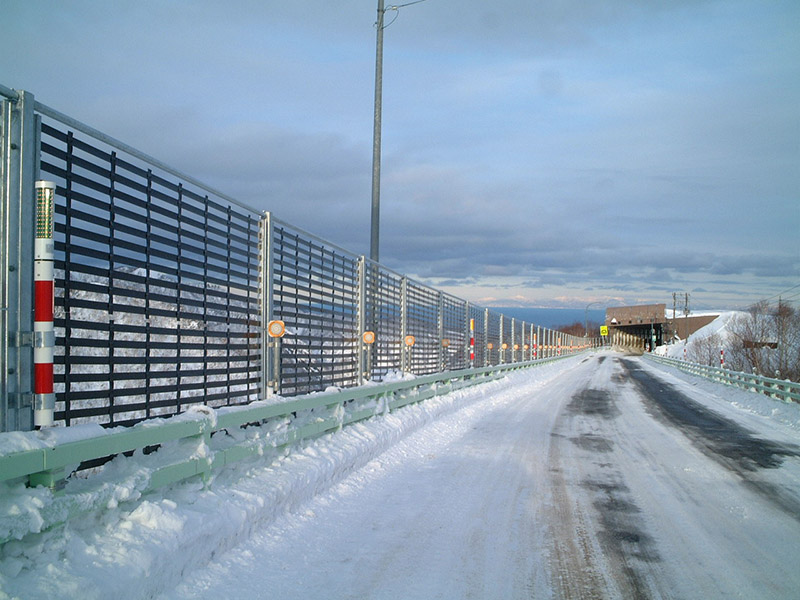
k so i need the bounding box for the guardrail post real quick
[1,89,38,432]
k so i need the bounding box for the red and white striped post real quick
[720,349,725,369]
[469,318,475,368]
[34,181,56,428]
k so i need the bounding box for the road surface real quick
[160,353,800,599]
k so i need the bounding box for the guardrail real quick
[0,354,574,544]
[645,354,800,403]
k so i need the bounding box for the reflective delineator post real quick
[33,181,56,428]
[363,331,375,380]
[403,335,415,373]
[267,320,286,395]
[469,318,475,368]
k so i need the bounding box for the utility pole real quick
[369,0,426,263]
[684,292,690,343]
[672,292,677,321]
[370,0,385,263]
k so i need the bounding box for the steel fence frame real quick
[0,85,594,432]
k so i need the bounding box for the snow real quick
[1,352,799,599]
[655,310,744,359]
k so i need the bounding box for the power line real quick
[762,283,800,303]
[380,0,428,29]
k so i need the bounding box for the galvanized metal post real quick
[483,308,489,367]
[400,276,408,372]
[499,315,505,364]
[437,291,444,371]
[1,89,38,432]
[510,318,516,363]
[260,212,274,399]
[465,301,471,369]
[357,256,367,384]
[529,324,534,360]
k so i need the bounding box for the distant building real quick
[606,304,666,348]
[605,303,719,347]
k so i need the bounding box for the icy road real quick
[4,352,800,599]
[164,353,800,600]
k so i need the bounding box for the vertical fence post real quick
[437,291,444,371]
[529,324,533,361]
[1,89,38,432]
[400,276,408,373]
[357,256,366,385]
[483,308,489,367]
[260,212,273,398]
[465,302,471,369]
[499,315,505,364]
[515,318,520,362]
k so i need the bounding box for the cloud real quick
[3,0,798,310]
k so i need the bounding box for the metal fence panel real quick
[271,221,360,395]
[442,294,466,371]
[468,305,486,367]
[365,264,404,378]
[486,310,502,366]
[0,84,595,431]
[404,280,440,374]
[39,121,262,427]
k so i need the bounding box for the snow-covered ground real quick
[2,352,799,599]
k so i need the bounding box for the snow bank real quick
[0,358,581,600]
[655,311,744,359]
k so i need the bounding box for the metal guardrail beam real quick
[645,354,800,403]
[0,84,20,102]
[0,354,577,543]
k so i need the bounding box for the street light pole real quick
[585,301,602,337]
[370,0,385,263]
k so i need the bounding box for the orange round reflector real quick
[267,320,286,338]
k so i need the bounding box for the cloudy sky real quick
[3,0,798,310]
